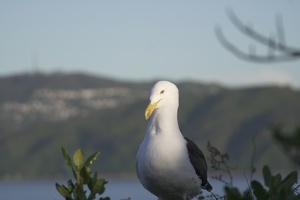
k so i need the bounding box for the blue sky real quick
[1,0,300,88]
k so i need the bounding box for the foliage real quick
[56,147,110,200]
[253,165,298,200]
[273,125,300,167]
[223,186,252,200]
[206,142,300,200]
[224,165,300,200]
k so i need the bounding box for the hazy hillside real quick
[0,73,299,179]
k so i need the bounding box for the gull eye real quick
[160,90,165,94]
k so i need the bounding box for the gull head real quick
[145,81,179,120]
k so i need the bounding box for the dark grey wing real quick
[184,136,213,191]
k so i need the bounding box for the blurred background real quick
[0,0,299,185]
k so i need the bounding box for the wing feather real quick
[184,137,212,191]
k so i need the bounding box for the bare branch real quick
[215,10,300,63]
[207,141,235,187]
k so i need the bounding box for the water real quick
[0,178,250,200]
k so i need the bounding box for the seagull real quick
[136,81,212,200]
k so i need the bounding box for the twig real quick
[244,172,255,199]
[207,141,235,187]
[250,134,258,181]
[215,9,300,63]
[209,191,226,200]
[211,175,231,186]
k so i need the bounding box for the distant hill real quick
[0,73,299,179]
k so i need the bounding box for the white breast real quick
[136,131,201,199]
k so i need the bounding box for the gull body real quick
[136,81,212,200]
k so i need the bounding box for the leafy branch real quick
[56,147,110,200]
[206,135,300,200]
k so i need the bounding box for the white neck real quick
[147,105,180,135]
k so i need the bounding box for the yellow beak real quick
[145,101,160,120]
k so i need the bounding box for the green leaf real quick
[56,183,72,199]
[67,179,74,193]
[73,149,84,168]
[251,180,267,200]
[84,164,91,176]
[62,147,73,169]
[81,166,92,184]
[88,173,97,191]
[92,178,107,195]
[84,152,100,167]
[272,173,282,188]
[242,189,253,200]
[279,171,298,190]
[263,165,272,187]
[224,186,243,200]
